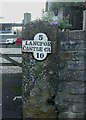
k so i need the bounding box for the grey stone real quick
[55,92,85,103]
[60,41,84,51]
[55,92,85,114]
[58,81,85,94]
[67,61,84,70]
[68,30,85,40]
[59,69,85,81]
[58,31,85,41]
[58,112,85,119]
[70,103,85,113]
[59,51,84,61]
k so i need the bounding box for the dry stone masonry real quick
[55,31,86,119]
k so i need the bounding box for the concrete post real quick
[24,13,31,26]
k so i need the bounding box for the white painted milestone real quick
[22,33,51,60]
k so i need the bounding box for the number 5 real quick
[39,35,43,40]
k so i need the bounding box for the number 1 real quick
[37,53,44,59]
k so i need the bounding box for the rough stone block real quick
[55,92,85,104]
[68,30,85,40]
[58,69,84,81]
[58,31,85,41]
[60,41,84,51]
[60,51,84,61]
[58,81,85,94]
[58,112,85,119]
[70,103,85,113]
[67,61,84,70]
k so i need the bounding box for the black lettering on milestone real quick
[39,35,43,40]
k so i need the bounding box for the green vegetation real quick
[49,2,83,11]
[42,2,83,30]
[42,12,72,30]
[57,16,72,30]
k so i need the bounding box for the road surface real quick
[2,73,22,119]
[0,45,22,119]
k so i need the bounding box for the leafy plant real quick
[42,11,54,23]
[49,2,83,11]
[57,16,72,30]
[42,11,72,30]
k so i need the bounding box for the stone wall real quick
[22,22,86,119]
[55,30,86,119]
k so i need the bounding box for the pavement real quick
[2,73,22,119]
